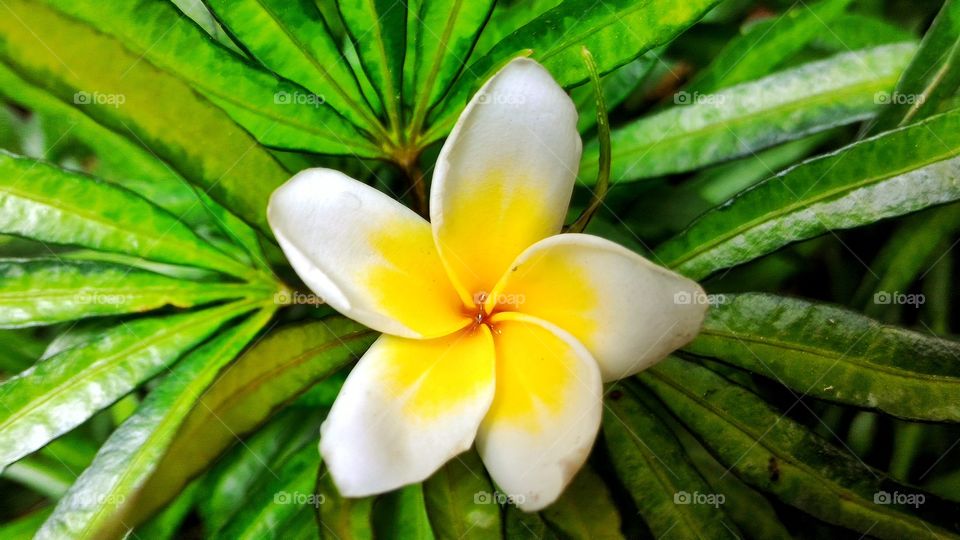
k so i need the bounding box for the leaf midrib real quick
[362,0,401,129]
[698,327,960,383]
[0,283,252,301]
[410,0,466,131]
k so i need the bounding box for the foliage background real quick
[1,0,960,538]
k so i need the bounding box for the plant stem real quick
[568,46,611,233]
[397,147,428,217]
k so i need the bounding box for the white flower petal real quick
[431,58,582,298]
[268,168,468,338]
[477,313,602,511]
[320,328,496,496]
[490,233,707,381]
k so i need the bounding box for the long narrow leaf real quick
[604,386,738,538]
[0,63,269,266]
[422,449,501,540]
[130,318,376,523]
[40,0,378,155]
[0,300,259,469]
[0,0,321,233]
[405,0,496,138]
[318,461,375,540]
[641,356,960,539]
[0,259,264,328]
[214,444,324,540]
[0,153,253,278]
[685,293,960,421]
[580,43,915,184]
[656,108,960,279]
[687,0,853,93]
[867,0,960,133]
[539,465,624,539]
[427,0,722,144]
[853,202,960,312]
[202,0,385,139]
[337,0,406,134]
[36,308,274,539]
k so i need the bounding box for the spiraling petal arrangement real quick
[267,58,707,511]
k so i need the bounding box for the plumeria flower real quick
[267,58,707,511]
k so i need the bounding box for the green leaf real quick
[318,462,375,540]
[0,508,51,538]
[170,0,242,53]
[472,0,561,59]
[496,0,721,87]
[867,0,960,133]
[427,0,722,144]
[422,449,500,540]
[580,43,916,184]
[656,108,960,280]
[813,14,916,52]
[854,202,960,313]
[0,153,254,278]
[922,242,954,335]
[641,356,960,539]
[0,103,25,155]
[0,62,267,267]
[691,133,833,207]
[2,455,74,499]
[44,0,377,154]
[373,484,435,540]
[190,189,272,272]
[132,318,376,521]
[276,504,321,540]
[539,465,624,540]
[0,63,194,220]
[213,438,322,540]
[336,0,406,135]
[623,132,834,240]
[604,387,737,538]
[405,0,496,138]
[687,0,853,93]
[134,481,199,540]
[0,300,258,469]
[685,293,960,421]
[1,433,96,500]
[0,328,47,374]
[199,409,322,532]
[0,0,315,234]
[504,505,558,539]
[202,0,387,141]
[664,411,793,540]
[0,259,264,328]
[35,308,273,539]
